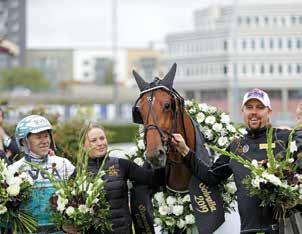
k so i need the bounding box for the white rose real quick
[154,192,165,205]
[199,103,209,112]
[7,184,20,196]
[165,218,175,226]
[217,137,228,147]
[226,124,236,133]
[172,205,184,216]
[159,205,170,216]
[137,139,145,150]
[205,116,216,125]
[290,141,297,153]
[185,214,195,224]
[189,109,196,114]
[225,181,237,194]
[220,114,230,124]
[204,129,214,141]
[166,196,176,206]
[213,123,223,132]
[6,175,22,186]
[185,100,192,107]
[0,204,7,215]
[66,206,75,217]
[196,112,205,123]
[134,157,144,167]
[208,106,217,114]
[182,194,191,203]
[177,219,186,229]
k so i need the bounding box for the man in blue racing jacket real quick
[8,115,75,233]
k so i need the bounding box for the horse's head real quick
[132,63,183,168]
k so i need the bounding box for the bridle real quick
[132,83,186,165]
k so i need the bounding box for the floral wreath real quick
[127,99,243,232]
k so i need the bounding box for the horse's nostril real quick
[158,149,165,157]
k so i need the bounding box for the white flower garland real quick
[185,99,240,149]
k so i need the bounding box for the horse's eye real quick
[164,103,171,110]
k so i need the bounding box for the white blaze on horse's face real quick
[140,90,175,168]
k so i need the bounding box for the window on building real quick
[297,39,301,49]
[264,16,269,25]
[238,17,242,25]
[266,90,281,99]
[242,39,247,49]
[223,40,228,51]
[281,17,286,25]
[223,65,228,75]
[260,64,265,74]
[83,60,89,66]
[269,38,274,49]
[200,89,227,101]
[251,64,256,74]
[255,16,259,25]
[288,64,292,74]
[273,17,277,24]
[278,64,283,74]
[242,64,247,74]
[251,39,255,50]
[288,39,292,49]
[278,38,283,49]
[289,90,302,98]
[299,16,302,24]
[246,17,251,25]
[260,38,265,49]
[297,64,301,74]
[269,64,274,74]
[186,91,195,100]
[292,16,296,24]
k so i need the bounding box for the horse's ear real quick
[161,63,177,90]
[133,70,149,91]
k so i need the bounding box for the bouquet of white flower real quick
[0,158,37,233]
[152,191,195,233]
[32,146,111,233]
[211,127,302,217]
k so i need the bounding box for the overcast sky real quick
[27,0,300,49]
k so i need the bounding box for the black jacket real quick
[182,127,302,233]
[87,156,164,234]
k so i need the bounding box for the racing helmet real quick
[15,115,54,153]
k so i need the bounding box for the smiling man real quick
[171,88,302,234]
[8,115,75,233]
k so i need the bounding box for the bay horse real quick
[132,63,196,192]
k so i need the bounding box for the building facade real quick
[26,49,74,89]
[0,0,26,68]
[165,3,302,125]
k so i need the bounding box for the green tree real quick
[0,67,50,92]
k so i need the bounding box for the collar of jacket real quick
[246,126,268,139]
[88,156,105,168]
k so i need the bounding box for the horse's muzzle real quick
[144,149,166,169]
